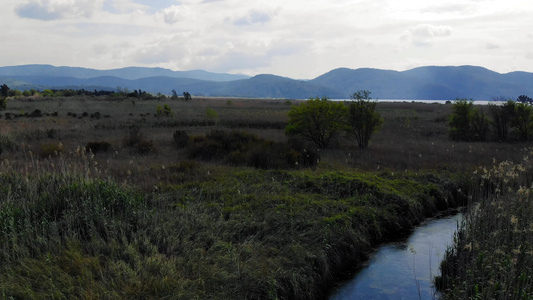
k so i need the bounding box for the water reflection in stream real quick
[330,213,462,300]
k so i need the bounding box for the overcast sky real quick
[1,0,532,79]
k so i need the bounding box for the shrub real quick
[156,104,173,117]
[0,135,17,154]
[123,125,143,148]
[173,130,189,148]
[28,109,43,118]
[39,142,63,158]
[135,140,156,154]
[123,125,156,154]
[86,141,112,154]
[186,130,316,169]
[205,107,219,123]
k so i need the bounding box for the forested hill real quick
[0,64,532,100]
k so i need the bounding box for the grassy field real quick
[0,96,531,299]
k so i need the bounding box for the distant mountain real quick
[311,66,533,100]
[0,64,249,81]
[0,64,532,100]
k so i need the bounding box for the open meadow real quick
[1,96,532,299]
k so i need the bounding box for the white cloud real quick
[162,5,187,24]
[400,24,453,47]
[2,0,533,78]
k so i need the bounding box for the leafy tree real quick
[0,84,9,98]
[488,100,516,142]
[171,89,178,98]
[449,99,475,141]
[285,97,347,149]
[513,102,533,141]
[42,89,54,97]
[347,90,383,148]
[470,106,490,141]
[517,95,533,105]
[0,84,8,110]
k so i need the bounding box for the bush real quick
[134,140,155,154]
[123,125,156,154]
[123,125,143,148]
[39,142,63,158]
[173,130,189,148]
[186,130,317,169]
[86,141,112,154]
[156,104,173,117]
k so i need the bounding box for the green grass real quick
[0,150,466,299]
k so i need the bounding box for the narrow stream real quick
[330,213,462,300]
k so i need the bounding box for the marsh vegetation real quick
[0,95,532,299]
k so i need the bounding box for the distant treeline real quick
[0,84,190,100]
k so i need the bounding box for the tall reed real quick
[437,148,533,299]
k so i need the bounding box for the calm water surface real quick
[330,214,462,300]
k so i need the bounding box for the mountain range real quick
[1,64,532,100]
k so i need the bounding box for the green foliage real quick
[347,90,383,148]
[42,89,54,97]
[488,100,516,142]
[205,107,219,122]
[512,102,533,141]
[470,106,490,141]
[186,130,312,169]
[285,97,347,148]
[449,98,475,141]
[0,84,7,110]
[156,104,173,117]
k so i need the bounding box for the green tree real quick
[513,102,533,141]
[42,89,54,97]
[449,99,475,141]
[0,84,7,110]
[285,97,347,148]
[470,106,490,141]
[489,100,516,142]
[347,90,383,148]
[0,84,9,98]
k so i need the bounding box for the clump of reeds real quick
[437,147,533,299]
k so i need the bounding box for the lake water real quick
[329,213,462,300]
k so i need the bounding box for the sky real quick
[1,0,533,79]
